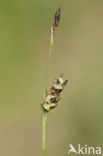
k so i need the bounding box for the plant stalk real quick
[43,40,53,98]
[42,33,53,156]
[42,27,53,156]
[42,112,48,156]
[41,7,61,156]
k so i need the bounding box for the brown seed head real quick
[42,74,68,112]
[50,7,61,47]
[53,7,61,31]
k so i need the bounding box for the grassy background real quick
[0,0,103,155]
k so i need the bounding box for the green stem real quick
[43,43,53,98]
[42,31,53,156]
[42,112,48,156]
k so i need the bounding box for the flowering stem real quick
[43,41,53,98]
[42,112,48,156]
[41,7,61,156]
[42,40,53,156]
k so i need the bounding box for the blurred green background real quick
[0,0,103,155]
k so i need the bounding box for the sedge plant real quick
[41,7,68,156]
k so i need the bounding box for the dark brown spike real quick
[53,7,61,30]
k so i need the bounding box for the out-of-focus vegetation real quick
[0,0,103,156]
